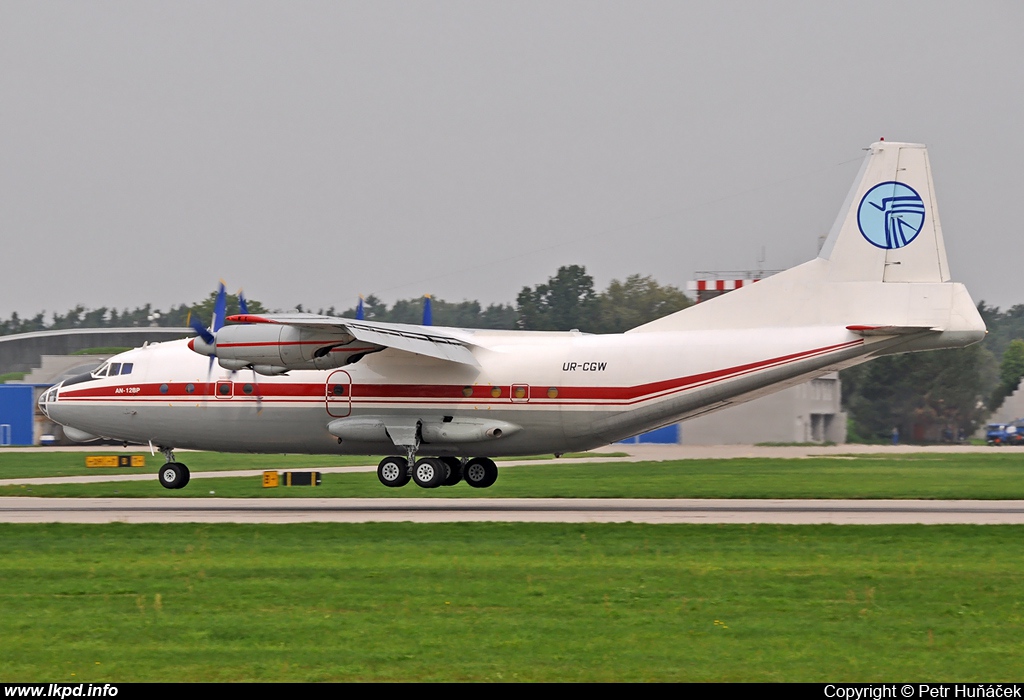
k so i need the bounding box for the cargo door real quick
[325,370,352,417]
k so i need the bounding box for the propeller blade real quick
[251,367,263,416]
[202,355,215,408]
[212,282,227,332]
[238,290,249,316]
[190,316,215,345]
[356,295,364,320]
[422,294,432,326]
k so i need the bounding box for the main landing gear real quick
[157,448,191,490]
[377,455,498,489]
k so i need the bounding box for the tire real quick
[158,463,186,490]
[464,457,498,488]
[176,463,190,489]
[439,457,463,486]
[377,456,411,487]
[412,457,446,489]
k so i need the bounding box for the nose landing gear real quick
[157,448,191,490]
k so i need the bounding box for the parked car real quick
[987,422,1024,445]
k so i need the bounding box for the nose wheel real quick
[158,462,191,490]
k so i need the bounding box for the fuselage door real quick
[326,370,352,417]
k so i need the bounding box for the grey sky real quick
[2,1,1022,318]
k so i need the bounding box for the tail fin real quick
[820,141,949,284]
[631,141,984,346]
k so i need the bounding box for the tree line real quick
[4,265,1024,441]
[0,265,691,337]
[840,305,1024,442]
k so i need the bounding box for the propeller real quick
[187,283,266,413]
[356,295,364,320]
[186,282,227,401]
[422,294,432,326]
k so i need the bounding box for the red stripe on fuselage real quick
[58,339,862,406]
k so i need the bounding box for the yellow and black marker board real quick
[262,471,280,488]
[283,471,321,487]
[86,455,146,468]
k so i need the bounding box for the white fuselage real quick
[42,325,881,456]
[40,140,990,462]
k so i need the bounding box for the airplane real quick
[40,141,986,491]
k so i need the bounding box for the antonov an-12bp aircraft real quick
[41,141,986,491]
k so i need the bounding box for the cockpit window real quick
[90,361,133,378]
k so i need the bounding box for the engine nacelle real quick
[190,323,376,371]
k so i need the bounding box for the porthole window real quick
[462,386,473,398]
[332,384,345,396]
[186,383,195,394]
[243,383,254,395]
[159,384,169,394]
[218,383,231,396]
[547,387,558,399]
[490,387,501,398]
[514,386,527,399]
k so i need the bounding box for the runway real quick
[3,497,1024,524]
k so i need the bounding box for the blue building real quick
[0,385,35,446]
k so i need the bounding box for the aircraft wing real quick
[228,313,480,366]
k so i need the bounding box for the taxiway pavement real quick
[3,497,1023,524]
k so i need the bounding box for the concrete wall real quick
[679,373,847,445]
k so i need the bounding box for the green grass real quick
[0,371,27,383]
[0,523,1022,681]
[7,452,1024,500]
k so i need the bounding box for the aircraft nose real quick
[38,382,62,419]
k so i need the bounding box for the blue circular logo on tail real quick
[857,181,926,249]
